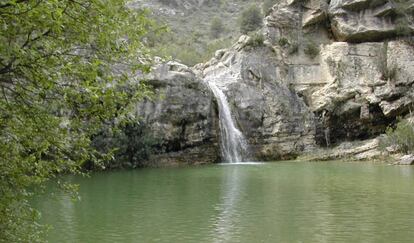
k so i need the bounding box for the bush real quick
[381,118,414,154]
[91,122,160,169]
[239,5,263,34]
[246,33,265,48]
[304,42,320,59]
[210,17,225,39]
[278,37,289,47]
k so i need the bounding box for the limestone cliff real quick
[135,0,414,164]
[135,62,220,166]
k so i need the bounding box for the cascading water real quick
[207,82,249,163]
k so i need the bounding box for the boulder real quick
[394,154,414,165]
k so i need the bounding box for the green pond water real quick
[33,162,414,243]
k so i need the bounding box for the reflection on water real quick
[212,166,243,243]
[33,162,414,243]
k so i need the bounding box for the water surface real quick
[33,162,414,243]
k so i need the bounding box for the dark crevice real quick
[315,104,398,147]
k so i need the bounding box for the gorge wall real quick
[136,0,414,165]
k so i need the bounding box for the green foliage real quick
[152,35,233,66]
[304,42,320,59]
[276,36,299,55]
[239,5,263,34]
[393,0,414,37]
[210,17,225,39]
[246,33,265,48]
[0,0,155,241]
[395,18,411,36]
[278,37,289,47]
[90,122,159,169]
[381,118,414,154]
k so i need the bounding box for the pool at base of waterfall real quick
[33,162,414,243]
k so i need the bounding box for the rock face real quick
[198,39,316,160]
[134,0,414,165]
[135,62,220,166]
[329,0,408,42]
[262,0,414,148]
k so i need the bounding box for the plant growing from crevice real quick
[304,41,320,59]
[277,37,289,47]
[395,18,411,37]
[246,33,265,48]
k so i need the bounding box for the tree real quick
[239,5,263,34]
[0,1,156,241]
[210,17,224,39]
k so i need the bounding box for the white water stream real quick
[207,81,248,163]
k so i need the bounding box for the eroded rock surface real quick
[135,62,220,165]
[133,0,414,165]
[198,38,317,160]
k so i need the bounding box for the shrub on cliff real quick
[246,33,265,48]
[381,118,414,154]
[210,17,225,39]
[239,5,263,34]
[304,42,320,59]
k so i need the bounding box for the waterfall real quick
[207,82,248,163]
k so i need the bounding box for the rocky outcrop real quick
[135,62,220,166]
[132,0,414,165]
[298,138,383,161]
[393,154,414,165]
[197,39,317,160]
[262,0,414,148]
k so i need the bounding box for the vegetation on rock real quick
[381,117,414,154]
[304,42,320,59]
[239,5,263,34]
[210,17,225,39]
[246,33,266,48]
[90,123,159,169]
